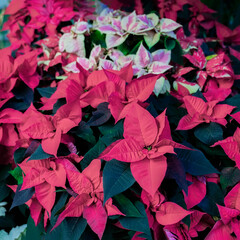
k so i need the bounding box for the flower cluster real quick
[1,0,240,239]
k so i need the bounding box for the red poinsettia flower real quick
[19,157,67,226]
[156,0,189,21]
[19,101,82,156]
[206,183,240,239]
[212,128,240,169]
[53,159,123,239]
[101,103,187,196]
[176,95,235,130]
[141,190,192,226]
[164,210,214,239]
[0,108,22,147]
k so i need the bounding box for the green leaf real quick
[75,122,96,144]
[0,165,11,181]
[175,145,219,175]
[10,184,35,210]
[26,216,45,240]
[91,30,106,48]
[37,87,57,98]
[103,160,135,204]
[198,182,224,217]
[14,148,27,164]
[224,94,240,108]
[28,145,54,161]
[220,167,240,190]
[0,182,10,201]
[9,167,23,184]
[113,194,142,218]
[171,40,183,65]
[118,201,152,240]
[46,218,87,240]
[194,122,223,145]
[144,32,161,49]
[80,139,106,170]
[164,37,176,50]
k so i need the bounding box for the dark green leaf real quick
[171,40,183,65]
[91,30,106,48]
[37,87,57,98]
[175,145,219,175]
[10,184,35,210]
[118,201,152,240]
[80,139,106,170]
[26,216,45,240]
[28,144,54,161]
[194,122,223,145]
[220,167,240,190]
[12,82,33,106]
[166,154,188,194]
[198,182,224,217]
[113,194,142,218]
[0,164,11,181]
[75,121,96,144]
[103,160,135,204]
[224,94,240,108]
[164,37,176,50]
[87,102,111,126]
[14,148,27,164]
[0,182,10,201]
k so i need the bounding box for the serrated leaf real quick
[103,160,135,204]
[194,122,223,145]
[114,194,142,218]
[28,144,54,161]
[175,145,219,176]
[10,184,35,210]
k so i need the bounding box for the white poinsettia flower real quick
[153,77,171,96]
[0,202,7,217]
[173,79,200,94]
[0,224,27,240]
[59,33,85,57]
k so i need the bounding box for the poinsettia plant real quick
[1,0,240,239]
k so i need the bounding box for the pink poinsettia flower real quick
[176,95,235,130]
[212,128,240,169]
[52,159,123,239]
[101,103,188,196]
